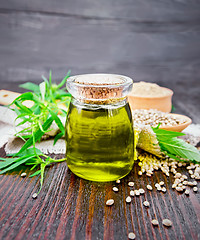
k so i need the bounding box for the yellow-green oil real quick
[65,100,134,181]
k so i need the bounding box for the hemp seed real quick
[192,181,197,186]
[139,188,145,194]
[135,190,140,196]
[151,219,159,226]
[176,187,184,192]
[21,172,27,177]
[188,170,193,175]
[138,171,142,176]
[112,187,119,192]
[187,181,195,186]
[106,199,114,206]
[128,232,136,239]
[128,182,134,187]
[175,173,181,178]
[147,185,153,190]
[126,196,132,203]
[159,181,164,186]
[185,189,190,195]
[130,190,135,196]
[32,193,38,199]
[162,219,172,227]
[143,201,150,207]
[157,186,162,191]
[193,187,198,192]
[183,181,188,185]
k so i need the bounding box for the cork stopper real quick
[67,74,133,104]
[74,74,125,85]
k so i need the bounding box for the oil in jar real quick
[65,100,134,182]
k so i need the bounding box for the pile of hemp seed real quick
[132,109,186,127]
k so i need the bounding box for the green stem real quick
[50,158,66,163]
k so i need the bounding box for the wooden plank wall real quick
[0,0,200,121]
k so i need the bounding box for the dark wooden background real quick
[0,0,200,121]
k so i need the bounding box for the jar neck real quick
[71,97,128,109]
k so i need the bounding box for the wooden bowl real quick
[128,87,173,112]
[159,113,192,132]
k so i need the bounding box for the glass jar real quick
[66,74,134,182]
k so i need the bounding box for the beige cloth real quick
[0,106,65,154]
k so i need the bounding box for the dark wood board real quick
[0,146,200,240]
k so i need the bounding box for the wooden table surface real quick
[0,148,200,240]
[0,83,200,240]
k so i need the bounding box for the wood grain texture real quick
[0,147,200,240]
[1,0,200,22]
[0,1,200,125]
[0,1,200,105]
[0,9,200,82]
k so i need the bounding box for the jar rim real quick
[66,73,133,104]
[67,73,133,88]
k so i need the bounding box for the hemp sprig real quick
[0,71,71,195]
[152,125,200,163]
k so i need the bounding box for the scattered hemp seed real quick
[147,185,153,190]
[138,171,142,176]
[143,201,150,207]
[112,187,119,192]
[172,184,176,189]
[193,187,198,192]
[185,189,190,195]
[128,232,136,239]
[183,181,188,185]
[126,196,132,203]
[175,173,181,178]
[162,219,172,227]
[135,190,140,196]
[128,182,134,187]
[130,190,135,196]
[188,170,193,175]
[162,187,167,193]
[106,199,114,206]
[192,181,197,186]
[159,181,164,186]
[139,188,145,194]
[32,193,38,199]
[187,181,194,186]
[176,187,184,192]
[175,179,181,184]
[151,219,159,226]
[157,186,162,191]
[116,179,120,184]
[21,172,27,177]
